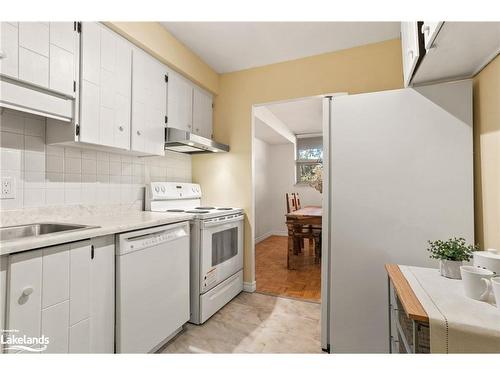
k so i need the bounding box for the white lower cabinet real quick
[0,256,7,353]
[6,249,43,353]
[4,236,114,354]
[69,318,90,353]
[41,301,70,353]
[89,235,115,353]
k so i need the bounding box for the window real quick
[296,136,323,184]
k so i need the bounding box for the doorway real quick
[251,96,324,303]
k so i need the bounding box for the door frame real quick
[250,93,346,351]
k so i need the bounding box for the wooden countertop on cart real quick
[385,264,429,323]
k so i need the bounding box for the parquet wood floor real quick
[255,235,321,302]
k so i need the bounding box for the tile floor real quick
[161,292,323,353]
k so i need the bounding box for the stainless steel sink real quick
[0,223,99,241]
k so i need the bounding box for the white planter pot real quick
[440,259,463,279]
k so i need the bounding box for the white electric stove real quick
[146,182,244,324]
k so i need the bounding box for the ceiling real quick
[267,97,323,134]
[161,22,400,73]
[255,97,323,144]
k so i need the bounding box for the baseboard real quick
[255,231,273,244]
[243,281,256,292]
[255,230,288,244]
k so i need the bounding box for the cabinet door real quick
[6,250,43,352]
[131,48,166,155]
[41,301,70,353]
[49,22,77,96]
[422,22,443,50]
[69,318,90,353]
[0,255,8,353]
[401,22,420,87]
[80,22,132,150]
[0,22,19,79]
[89,236,115,353]
[167,71,193,132]
[18,22,50,89]
[80,22,101,144]
[69,241,91,326]
[193,87,213,139]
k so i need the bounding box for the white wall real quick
[254,139,322,242]
[254,138,273,241]
[0,109,191,211]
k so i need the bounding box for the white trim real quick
[254,231,288,244]
[243,281,256,293]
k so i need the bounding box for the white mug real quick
[491,277,500,308]
[460,266,495,301]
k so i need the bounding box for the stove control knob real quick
[161,186,166,193]
[154,186,160,193]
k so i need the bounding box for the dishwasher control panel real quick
[116,222,190,255]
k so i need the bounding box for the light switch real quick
[1,177,16,199]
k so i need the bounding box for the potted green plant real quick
[427,238,478,279]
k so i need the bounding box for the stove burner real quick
[216,207,233,210]
[186,210,210,214]
[195,206,215,210]
[166,209,185,212]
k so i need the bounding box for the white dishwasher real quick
[115,221,190,353]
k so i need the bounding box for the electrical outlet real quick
[1,177,15,199]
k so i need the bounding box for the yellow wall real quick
[106,22,219,94]
[473,55,500,250]
[192,39,404,282]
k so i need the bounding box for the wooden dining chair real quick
[286,193,298,214]
[286,192,313,255]
[295,193,301,210]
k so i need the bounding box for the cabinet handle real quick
[407,50,414,59]
[137,130,141,136]
[0,51,6,59]
[22,287,34,297]
[119,126,124,132]
[187,124,192,129]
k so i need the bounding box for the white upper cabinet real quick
[0,22,78,121]
[411,22,500,85]
[0,22,77,97]
[400,22,421,87]
[79,22,132,150]
[0,22,19,78]
[421,22,443,50]
[167,70,193,132]
[193,86,213,139]
[131,48,167,156]
[167,69,214,139]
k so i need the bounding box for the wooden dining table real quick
[285,206,322,270]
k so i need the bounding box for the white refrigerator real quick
[320,80,474,353]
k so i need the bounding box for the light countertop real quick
[0,209,194,255]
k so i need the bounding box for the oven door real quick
[200,214,244,293]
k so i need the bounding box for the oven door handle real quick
[202,214,244,228]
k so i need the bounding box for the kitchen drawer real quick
[200,270,243,324]
[395,294,430,353]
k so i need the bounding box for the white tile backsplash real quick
[0,109,192,211]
